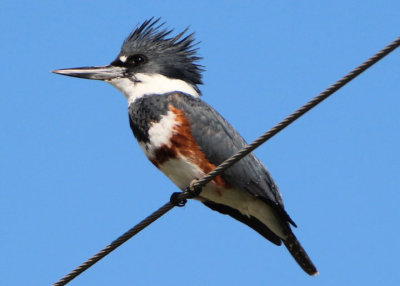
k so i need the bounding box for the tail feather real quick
[283,231,318,276]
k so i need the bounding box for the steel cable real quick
[53,36,400,286]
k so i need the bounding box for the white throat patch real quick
[108,73,199,104]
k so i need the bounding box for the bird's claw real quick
[187,179,202,197]
[170,192,187,207]
[170,179,202,207]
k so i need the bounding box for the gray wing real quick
[167,92,294,225]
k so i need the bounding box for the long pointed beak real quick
[51,65,127,81]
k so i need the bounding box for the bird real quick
[52,18,318,276]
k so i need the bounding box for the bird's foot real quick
[169,179,203,207]
[170,192,187,207]
[186,179,202,197]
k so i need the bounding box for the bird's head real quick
[52,18,203,102]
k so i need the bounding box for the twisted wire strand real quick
[53,203,175,286]
[53,36,400,286]
[193,36,400,188]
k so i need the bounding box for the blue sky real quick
[1,1,399,285]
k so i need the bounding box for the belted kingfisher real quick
[52,18,317,276]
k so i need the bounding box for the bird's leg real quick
[169,179,202,207]
[187,179,202,197]
[169,192,187,207]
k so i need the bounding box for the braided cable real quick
[53,36,400,285]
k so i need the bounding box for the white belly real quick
[158,156,286,239]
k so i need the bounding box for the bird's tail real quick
[283,230,318,276]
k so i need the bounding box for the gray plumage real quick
[129,92,295,226]
[128,92,317,275]
[112,18,203,90]
[52,18,317,276]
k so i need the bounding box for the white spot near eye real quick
[120,55,127,62]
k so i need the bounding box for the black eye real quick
[128,54,146,65]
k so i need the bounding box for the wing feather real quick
[165,92,296,225]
